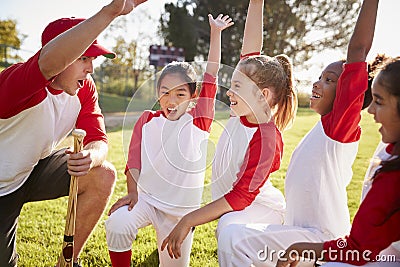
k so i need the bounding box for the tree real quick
[0,19,24,66]
[159,1,198,61]
[95,37,144,96]
[93,12,158,99]
[159,0,359,67]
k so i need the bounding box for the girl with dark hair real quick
[216,0,385,266]
[105,14,233,267]
[276,57,400,267]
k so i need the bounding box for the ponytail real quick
[238,54,297,131]
[274,54,297,131]
[364,54,391,109]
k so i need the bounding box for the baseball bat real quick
[59,129,86,267]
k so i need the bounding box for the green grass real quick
[98,92,131,113]
[16,109,380,266]
[99,92,156,113]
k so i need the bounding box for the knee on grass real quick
[79,161,116,197]
[105,207,138,252]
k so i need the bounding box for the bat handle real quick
[59,129,86,267]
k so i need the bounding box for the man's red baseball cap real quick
[41,17,116,59]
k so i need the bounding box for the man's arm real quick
[66,140,108,177]
[39,0,149,80]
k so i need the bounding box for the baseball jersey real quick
[323,150,400,265]
[284,62,368,239]
[126,73,217,217]
[361,142,400,254]
[211,116,285,212]
[0,51,107,196]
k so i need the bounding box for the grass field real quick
[16,109,381,266]
[99,92,157,113]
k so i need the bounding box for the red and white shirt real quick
[211,116,285,212]
[285,62,368,239]
[211,51,285,212]
[324,143,400,265]
[126,73,217,217]
[0,52,107,196]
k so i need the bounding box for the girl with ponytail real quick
[217,0,387,266]
[236,53,297,132]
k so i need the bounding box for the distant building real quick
[149,45,185,67]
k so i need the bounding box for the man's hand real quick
[106,0,148,17]
[66,148,93,177]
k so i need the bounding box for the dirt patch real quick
[104,112,140,130]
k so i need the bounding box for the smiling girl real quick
[276,57,400,267]
[161,0,297,260]
[216,0,387,266]
[104,14,233,267]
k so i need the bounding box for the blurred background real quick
[1,0,400,111]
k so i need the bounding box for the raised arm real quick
[39,0,149,80]
[347,0,379,63]
[205,14,234,76]
[241,0,264,56]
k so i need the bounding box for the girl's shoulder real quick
[137,109,164,123]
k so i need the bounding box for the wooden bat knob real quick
[71,129,86,139]
[71,129,86,154]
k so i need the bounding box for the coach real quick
[0,1,148,266]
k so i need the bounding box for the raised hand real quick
[208,14,234,32]
[106,0,149,17]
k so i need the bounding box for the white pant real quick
[218,224,327,267]
[105,195,194,267]
[216,202,284,238]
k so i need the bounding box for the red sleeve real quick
[224,124,282,210]
[240,51,261,60]
[323,170,400,265]
[0,51,50,119]
[191,72,217,132]
[76,77,107,146]
[322,62,368,143]
[125,111,156,173]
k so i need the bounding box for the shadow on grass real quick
[135,249,159,267]
[106,126,123,133]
